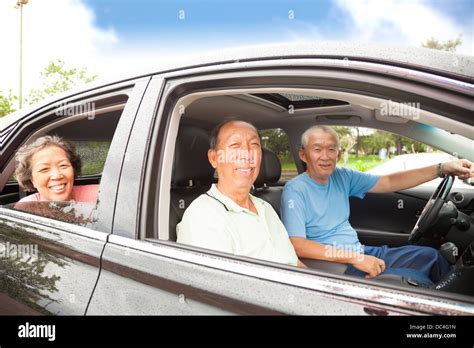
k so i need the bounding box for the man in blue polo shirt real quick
[281,125,474,284]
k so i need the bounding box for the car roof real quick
[2,42,473,128]
[205,42,473,74]
[105,42,474,85]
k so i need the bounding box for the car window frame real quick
[0,77,150,234]
[131,61,474,313]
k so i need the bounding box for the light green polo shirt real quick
[176,184,298,266]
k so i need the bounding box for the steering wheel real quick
[409,175,454,244]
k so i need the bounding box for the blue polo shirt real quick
[281,168,380,251]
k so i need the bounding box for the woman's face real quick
[30,145,75,201]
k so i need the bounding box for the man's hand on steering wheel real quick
[409,175,454,244]
[442,159,474,180]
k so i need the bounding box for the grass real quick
[281,162,298,171]
[339,154,388,172]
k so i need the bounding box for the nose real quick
[237,142,252,159]
[234,144,258,166]
[320,149,330,159]
[240,141,251,151]
[50,167,64,179]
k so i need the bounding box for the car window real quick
[74,140,111,176]
[5,141,111,192]
[336,127,472,188]
[260,128,297,183]
[1,94,129,227]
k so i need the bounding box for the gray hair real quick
[301,125,340,149]
[15,135,82,191]
[209,119,260,150]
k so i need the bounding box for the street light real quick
[15,0,29,109]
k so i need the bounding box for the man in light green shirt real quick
[177,120,302,267]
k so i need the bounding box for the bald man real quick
[177,120,304,267]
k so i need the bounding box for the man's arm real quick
[370,159,474,193]
[290,237,385,278]
[281,184,383,276]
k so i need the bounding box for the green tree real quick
[0,60,96,118]
[0,90,18,118]
[260,128,291,160]
[333,126,351,141]
[357,132,390,155]
[422,35,462,52]
[357,130,426,155]
[27,59,97,104]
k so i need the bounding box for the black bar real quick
[0,316,472,346]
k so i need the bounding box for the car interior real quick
[168,90,474,296]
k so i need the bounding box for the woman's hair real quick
[15,135,82,191]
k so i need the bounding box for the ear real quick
[208,149,218,169]
[337,150,342,162]
[299,148,307,164]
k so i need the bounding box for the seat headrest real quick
[254,148,281,186]
[172,126,215,186]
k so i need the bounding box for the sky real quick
[0,0,472,109]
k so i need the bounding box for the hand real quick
[297,260,308,268]
[351,255,386,278]
[443,159,474,180]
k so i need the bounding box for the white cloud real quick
[0,0,212,110]
[0,0,471,113]
[0,0,118,106]
[335,0,472,54]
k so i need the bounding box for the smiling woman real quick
[14,135,98,203]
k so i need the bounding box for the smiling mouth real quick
[48,183,67,193]
[236,168,253,175]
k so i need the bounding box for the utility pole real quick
[15,0,29,109]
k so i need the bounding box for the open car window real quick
[1,93,129,228]
[145,83,474,304]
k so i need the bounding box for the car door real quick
[0,78,149,314]
[87,76,373,315]
[87,62,474,315]
[349,189,427,247]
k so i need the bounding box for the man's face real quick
[208,121,262,193]
[299,130,340,183]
